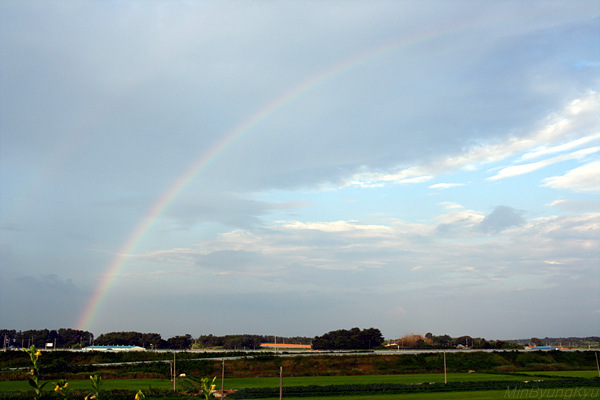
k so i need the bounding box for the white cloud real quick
[76,202,600,336]
[546,199,600,212]
[134,210,600,294]
[442,92,600,170]
[343,91,600,188]
[542,161,600,193]
[279,220,393,235]
[429,183,466,189]
[487,147,600,181]
[487,159,554,181]
[520,132,600,161]
[439,202,465,210]
[399,176,434,184]
[345,166,433,188]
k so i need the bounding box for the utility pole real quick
[595,352,599,378]
[443,351,447,384]
[173,352,176,391]
[221,359,225,399]
[279,366,283,400]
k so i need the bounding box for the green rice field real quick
[247,389,600,400]
[522,370,600,379]
[0,370,595,392]
[223,372,549,387]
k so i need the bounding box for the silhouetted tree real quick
[312,327,384,350]
[166,334,193,349]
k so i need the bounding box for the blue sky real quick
[1,0,599,341]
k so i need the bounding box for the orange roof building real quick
[260,343,311,349]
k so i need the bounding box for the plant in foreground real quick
[201,376,217,400]
[177,375,217,399]
[23,345,50,399]
[134,389,145,400]
[54,379,69,399]
[85,374,102,400]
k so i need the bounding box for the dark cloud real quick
[1,275,85,329]
[479,206,525,233]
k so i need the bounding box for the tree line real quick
[0,329,312,350]
[193,334,311,349]
[1,329,94,349]
[0,329,194,350]
[6,328,592,351]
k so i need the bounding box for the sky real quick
[1,1,599,342]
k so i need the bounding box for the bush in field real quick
[397,334,432,347]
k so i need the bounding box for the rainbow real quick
[76,21,475,331]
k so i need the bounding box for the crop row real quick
[228,377,600,399]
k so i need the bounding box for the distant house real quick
[82,345,145,352]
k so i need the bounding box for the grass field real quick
[2,370,594,392]
[245,388,600,400]
[522,370,600,379]
[223,372,544,388]
[1,389,597,400]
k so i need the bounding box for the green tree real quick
[166,334,192,349]
[360,328,384,349]
[312,327,383,350]
[531,337,544,346]
[141,333,165,349]
[432,334,452,347]
[455,335,473,347]
[95,331,159,347]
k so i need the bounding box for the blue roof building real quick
[528,346,558,351]
[82,345,145,352]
